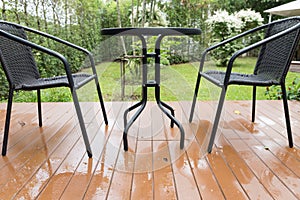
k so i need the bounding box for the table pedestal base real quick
[123,84,185,151]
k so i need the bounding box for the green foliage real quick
[129,36,174,66]
[80,57,299,102]
[168,54,189,65]
[210,41,243,67]
[0,0,296,102]
[129,2,169,27]
[0,69,9,101]
[265,77,300,101]
[206,9,263,67]
[13,88,72,103]
[214,0,295,22]
[0,0,107,100]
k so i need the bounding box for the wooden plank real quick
[229,138,299,200]
[222,101,300,199]
[128,101,155,199]
[14,102,97,199]
[189,101,249,199]
[0,103,44,167]
[37,103,111,200]
[173,101,223,199]
[164,102,201,200]
[257,100,300,139]
[106,103,140,200]
[130,140,153,200]
[0,103,73,182]
[0,103,48,155]
[206,148,249,200]
[83,102,127,199]
[187,141,225,200]
[218,137,273,200]
[247,138,300,199]
[226,101,300,169]
[0,101,299,199]
[0,103,84,199]
[153,105,177,199]
[153,146,177,199]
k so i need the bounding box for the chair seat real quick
[202,70,280,86]
[16,73,92,90]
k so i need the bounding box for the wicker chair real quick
[189,17,300,153]
[0,21,108,157]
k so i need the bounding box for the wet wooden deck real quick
[0,100,299,199]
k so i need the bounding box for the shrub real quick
[265,77,300,101]
[206,9,263,67]
[168,54,189,65]
[0,68,9,101]
[13,88,72,103]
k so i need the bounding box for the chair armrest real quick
[197,23,269,75]
[30,27,98,77]
[24,26,97,70]
[0,29,76,87]
[23,24,97,74]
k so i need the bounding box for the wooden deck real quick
[0,100,299,199]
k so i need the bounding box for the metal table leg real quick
[123,84,185,151]
[155,85,185,149]
[123,86,147,151]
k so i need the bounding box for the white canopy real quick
[264,0,300,17]
[265,1,300,62]
[264,1,300,61]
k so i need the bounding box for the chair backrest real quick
[0,22,40,88]
[254,17,300,83]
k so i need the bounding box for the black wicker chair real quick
[0,21,108,157]
[189,17,300,153]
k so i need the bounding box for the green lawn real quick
[10,57,299,102]
[85,57,299,102]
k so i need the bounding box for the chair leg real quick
[2,89,14,156]
[95,79,108,125]
[281,84,293,148]
[71,88,93,158]
[207,87,227,153]
[37,89,42,127]
[252,86,256,122]
[189,72,202,122]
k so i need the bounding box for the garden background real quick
[0,0,298,102]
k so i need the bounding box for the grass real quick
[82,57,299,102]
[9,57,299,102]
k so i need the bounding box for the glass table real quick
[101,27,202,151]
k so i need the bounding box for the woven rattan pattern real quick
[0,23,92,90]
[0,23,40,88]
[254,18,300,81]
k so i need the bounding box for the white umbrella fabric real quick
[265,1,300,62]
[264,0,300,21]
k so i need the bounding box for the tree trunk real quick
[42,0,48,32]
[141,0,146,27]
[116,0,127,55]
[14,0,21,24]
[1,0,6,20]
[23,0,29,26]
[150,0,156,23]
[33,0,41,30]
